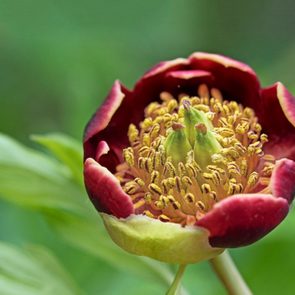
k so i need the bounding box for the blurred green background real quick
[1,0,295,294]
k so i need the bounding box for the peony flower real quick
[83,52,295,264]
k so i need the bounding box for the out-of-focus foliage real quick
[0,242,82,295]
[1,0,295,294]
[0,133,295,294]
[0,133,178,295]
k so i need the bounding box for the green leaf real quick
[0,133,89,215]
[0,242,83,295]
[0,133,176,290]
[31,133,83,186]
[47,211,174,287]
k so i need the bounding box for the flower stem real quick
[210,251,252,295]
[166,264,187,295]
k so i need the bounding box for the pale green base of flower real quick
[101,213,223,264]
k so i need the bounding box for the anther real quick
[151,171,160,184]
[182,176,193,186]
[159,195,170,207]
[260,134,268,143]
[178,162,186,175]
[134,178,145,187]
[163,161,176,177]
[148,183,162,195]
[138,146,150,156]
[143,133,151,146]
[184,193,195,203]
[143,210,154,218]
[145,157,153,173]
[185,163,198,177]
[201,183,211,194]
[167,99,178,112]
[175,176,182,193]
[209,191,217,201]
[172,201,181,210]
[123,148,134,166]
[196,201,206,211]
[149,123,160,139]
[144,192,152,204]
[134,199,145,209]
[124,184,138,194]
[195,104,210,112]
[128,124,139,143]
[247,172,259,186]
[158,214,170,222]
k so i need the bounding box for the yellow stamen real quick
[116,87,274,226]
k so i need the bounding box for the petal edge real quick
[197,194,289,248]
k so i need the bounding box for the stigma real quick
[115,84,275,226]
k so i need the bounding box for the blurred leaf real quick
[0,133,177,292]
[31,133,83,186]
[0,241,82,295]
[47,211,173,287]
[0,133,88,215]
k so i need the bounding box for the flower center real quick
[115,84,275,226]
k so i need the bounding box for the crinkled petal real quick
[142,58,188,79]
[270,158,295,204]
[83,53,266,172]
[83,81,136,172]
[197,194,289,248]
[188,52,261,108]
[261,83,295,160]
[102,213,223,264]
[277,82,295,127]
[84,142,134,218]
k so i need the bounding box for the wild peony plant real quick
[83,53,295,294]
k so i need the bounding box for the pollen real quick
[116,84,274,226]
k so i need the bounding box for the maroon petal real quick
[277,82,295,126]
[271,158,295,204]
[188,52,261,109]
[261,83,295,160]
[84,141,134,218]
[142,58,188,79]
[83,81,138,172]
[197,194,289,248]
[84,81,127,156]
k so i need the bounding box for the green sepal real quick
[101,213,224,264]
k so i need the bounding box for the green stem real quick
[166,264,187,295]
[210,251,252,295]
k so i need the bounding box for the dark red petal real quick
[84,80,126,144]
[142,58,188,79]
[84,141,134,218]
[270,158,295,204]
[277,82,295,127]
[197,194,289,248]
[188,52,261,109]
[83,81,137,172]
[261,83,295,160]
[84,80,126,156]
